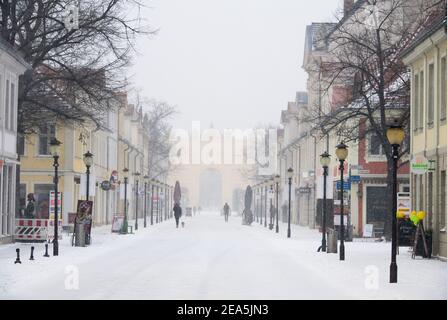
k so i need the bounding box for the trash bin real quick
[327,228,338,253]
[75,222,86,247]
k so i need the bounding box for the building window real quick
[38,125,56,155]
[17,184,27,218]
[34,184,53,219]
[18,134,25,156]
[413,73,419,131]
[5,79,9,130]
[419,71,424,129]
[441,57,447,121]
[441,170,446,229]
[428,64,434,125]
[1,165,14,235]
[369,134,385,156]
[9,82,15,131]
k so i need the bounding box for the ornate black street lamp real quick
[287,167,293,238]
[274,175,280,233]
[144,175,149,228]
[156,181,160,223]
[269,180,274,230]
[49,138,62,256]
[258,183,263,226]
[386,122,405,283]
[255,185,259,222]
[121,168,129,234]
[264,182,268,228]
[150,179,155,225]
[335,142,348,261]
[83,151,93,245]
[134,172,141,230]
[83,151,94,200]
[159,183,164,222]
[318,151,331,253]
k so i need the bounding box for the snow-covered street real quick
[1,212,446,300]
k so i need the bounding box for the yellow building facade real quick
[18,93,156,231]
[403,16,447,259]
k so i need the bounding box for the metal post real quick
[144,182,147,228]
[150,184,154,225]
[264,185,267,228]
[260,187,263,225]
[86,165,90,200]
[53,155,59,256]
[390,144,399,283]
[322,166,328,252]
[135,179,139,230]
[156,186,159,223]
[122,177,128,234]
[275,181,279,233]
[339,160,345,261]
[288,177,292,238]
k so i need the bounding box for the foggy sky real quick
[130,0,342,131]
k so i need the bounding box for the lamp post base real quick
[390,262,398,283]
[339,243,345,260]
[287,228,291,238]
[53,240,59,256]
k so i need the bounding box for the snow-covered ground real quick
[1,211,446,300]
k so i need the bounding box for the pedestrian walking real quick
[223,203,230,222]
[173,203,182,228]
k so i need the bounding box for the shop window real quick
[34,184,53,219]
[17,184,27,218]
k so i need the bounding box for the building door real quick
[199,169,222,211]
[366,186,388,230]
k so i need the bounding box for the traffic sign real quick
[336,181,351,190]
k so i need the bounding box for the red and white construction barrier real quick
[14,219,62,242]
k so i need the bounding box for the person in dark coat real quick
[173,203,182,228]
[223,203,230,222]
[25,193,36,219]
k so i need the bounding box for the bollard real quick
[14,248,21,264]
[30,246,35,260]
[43,243,50,257]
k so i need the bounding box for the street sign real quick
[49,191,62,220]
[101,180,111,191]
[349,175,361,183]
[298,187,311,194]
[411,155,428,175]
[336,181,351,191]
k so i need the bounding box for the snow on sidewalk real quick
[0,212,446,300]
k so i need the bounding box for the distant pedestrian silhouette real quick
[223,203,230,222]
[173,203,182,228]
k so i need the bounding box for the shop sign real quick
[411,155,428,175]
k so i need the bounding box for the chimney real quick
[344,0,355,16]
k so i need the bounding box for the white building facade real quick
[0,40,29,243]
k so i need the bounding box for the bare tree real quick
[307,0,443,237]
[0,0,153,133]
[141,98,178,180]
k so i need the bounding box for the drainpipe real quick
[431,38,441,257]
